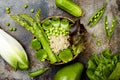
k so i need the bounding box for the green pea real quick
[9,27,13,31]
[105,26,108,30]
[30,8,34,13]
[24,4,28,9]
[5,22,10,26]
[12,28,17,31]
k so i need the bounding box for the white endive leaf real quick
[0,29,29,70]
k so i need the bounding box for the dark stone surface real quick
[0,0,119,80]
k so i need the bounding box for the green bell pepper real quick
[54,62,84,80]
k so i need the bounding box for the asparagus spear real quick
[11,9,57,63]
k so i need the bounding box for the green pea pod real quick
[29,67,49,77]
[54,62,84,80]
[88,3,107,27]
[36,49,48,61]
[30,39,41,50]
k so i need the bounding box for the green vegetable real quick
[36,49,47,61]
[11,9,57,64]
[9,27,17,31]
[54,62,84,80]
[30,8,34,13]
[5,22,10,26]
[6,7,10,14]
[60,18,69,30]
[59,48,73,63]
[88,3,107,27]
[72,40,83,55]
[104,16,117,40]
[30,39,41,50]
[0,29,29,70]
[42,19,53,30]
[109,62,120,80]
[87,49,120,80]
[51,17,60,27]
[29,67,49,77]
[96,39,101,47]
[55,0,83,17]
[24,4,28,9]
[92,33,97,38]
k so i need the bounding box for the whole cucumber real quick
[55,0,83,17]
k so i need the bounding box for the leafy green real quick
[87,49,120,80]
[59,48,73,63]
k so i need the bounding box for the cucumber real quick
[55,0,83,17]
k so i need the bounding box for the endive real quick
[0,29,29,70]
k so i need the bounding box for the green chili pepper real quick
[29,67,49,77]
[88,3,107,27]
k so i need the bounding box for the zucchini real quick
[55,0,83,17]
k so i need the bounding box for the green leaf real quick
[36,49,48,61]
[30,39,41,50]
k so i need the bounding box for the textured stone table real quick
[0,0,120,80]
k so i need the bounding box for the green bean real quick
[88,3,107,27]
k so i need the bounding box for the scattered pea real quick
[9,27,13,31]
[30,8,34,13]
[92,33,97,38]
[12,27,17,31]
[24,4,28,9]
[97,39,101,47]
[6,7,10,14]
[5,22,10,26]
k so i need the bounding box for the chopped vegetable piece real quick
[60,18,69,30]
[36,49,47,61]
[30,39,41,50]
[51,17,60,27]
[59,48,73,63]
[0,29,29,70]
[109,62,120,80]
[29,67,49,77]
[87,49,120,80]
[30,8,34,13]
